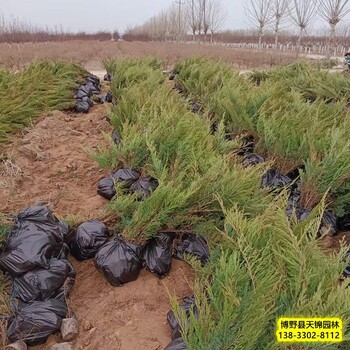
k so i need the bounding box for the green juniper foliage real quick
[93,58,269,241]
[93,58,350,349]
[0,60,87,144]
[174,58,350,214]
[176,197,350,350]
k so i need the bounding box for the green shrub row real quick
[174,59,350,216]
[0,60,87,145]
[95,58,350,349]
[94,58,269,241]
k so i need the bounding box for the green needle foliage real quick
[175,58,350,214]
[0,60,87,144]
[93,58,270,242]
[93,58,350,350]
[176,197,350,350]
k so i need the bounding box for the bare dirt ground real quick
[0,106,110,219]
[36,259,193,350]
[0,89,194,349]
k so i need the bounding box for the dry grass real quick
[0,40,299,70]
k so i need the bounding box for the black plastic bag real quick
[76,85,93,98]
[7,299,68,346]
[319,210,337,236]
[142,233,175,277]
[99,92,113,104]
[83,82,100,95]
[94,238,142,286]
[237,135,255,155]
[71,220,109,261]
[0,206,67,276]
[97,168,140,200]
[111,132,121,145]
[210,122,218,135]
[104,73,112,81]
[286,189,311,222]
[13,205,69,242]
[82,96,94,107]
[168,72,176,81]
[165,338,187,350]
[75,100,90,113]
[242,153,265,167]
[174,234,209,267]
[167,296,198,340]
[338,214,350,231]
[130,176,159,199]
[189,101,202,114]
[74,90,88,99]
[0,228,62,276]
[262,169,292,189]
[85,74,100,87]
[105,91,112,103]
[11,259,76,303]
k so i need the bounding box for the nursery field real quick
[1,56,350,350]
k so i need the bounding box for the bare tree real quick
[207,0,226,42]
[289,0,319,52]
[186,0,203,40]
[270,0,289,47]
[203,0,209,41]
[319,0,350,55]
[245,0,273,47]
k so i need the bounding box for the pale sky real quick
[0,0,349,34]
[0,0,252,33]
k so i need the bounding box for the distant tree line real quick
[0,13,119,43]
[124,0,226,42]
[124,0,350,55]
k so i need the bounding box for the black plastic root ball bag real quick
[262,169,292,189]
[167,296,198,340]
[85,74,101,87]
[94,238,142,286]
[104,73,112,81]
[165,337,187,350]
[97,168,140,200]
[71,220,109,261]
[11,259,76,303]
[7,299,68,346]
[130,176,159,199]
[174,234,209,267]
[142,233,175,278]
[111,132,121,146]
[14,205,70,242]
[75,99,90,113]
[319,210,337,236]
[242,153,265,167]
[0,206,67,276]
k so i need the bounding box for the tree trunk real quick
[258,26,263,50]
[327,23,337,59]
[274,16,280,49]
[210,31,213,43]
[297,27,304,57]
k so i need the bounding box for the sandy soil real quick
[0,97,194,349]
[35,259,193,350]
[0,106,110,219]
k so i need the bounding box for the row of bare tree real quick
[247,0,350,54]
[0,13,119,43]
[125,0,350,56]
[124,0,226,42]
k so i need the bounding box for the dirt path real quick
[0,106,110,219]
[0,101,194,350]
[36,259,193,350]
